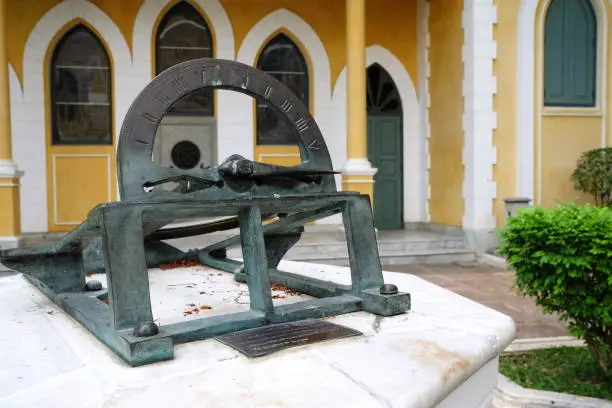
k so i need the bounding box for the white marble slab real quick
[0,260,515,408]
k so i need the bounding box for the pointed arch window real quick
[156,1,213,116]
[367,64,403,115]
[544,0,597,107]
[51,25,112,145]
[256,33,309,145]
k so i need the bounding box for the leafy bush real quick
[499,203,612,377]
[571,147,612,206]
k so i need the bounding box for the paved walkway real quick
[384,262,569,339]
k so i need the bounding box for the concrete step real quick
[221,246,476,266]
[285,249,477,266]
[215,231,475,266]
[20,227,476,266]
[282,237,468,258]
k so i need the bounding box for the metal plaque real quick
[214,319,363,358]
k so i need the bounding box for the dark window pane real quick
[156,1,213,116]
[55,104,112,143]
[51,25,112,145]
[256,34,309,146]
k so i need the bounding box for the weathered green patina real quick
[0,59,410,366]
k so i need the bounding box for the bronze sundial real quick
[0,59,411,366]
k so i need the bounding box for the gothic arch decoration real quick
[15,0,132,233]
[235,9,334,175]
[155,1,214,116]
[332,45,424,223]
[133,0,234,76]
[50,25,113,145]
[133,0,235,168]
[366,64,403,115]
[516,0,607,201]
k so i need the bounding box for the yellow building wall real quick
[5,0,420,231]
[493,0,612,226]
[540,116,601,207]
[8,0,418,93]
[492,0,518,226]
[533,0,610,208]
[0,180,21,236]
[428,0,464,227]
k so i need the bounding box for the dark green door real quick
[366,64,403,230]
[368,115,403,229]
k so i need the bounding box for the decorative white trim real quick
[517,0,607,203]
[342,158,378,176]
[52,154,112,226]
[0,235,23,250]
[542,111,603,117]
[0,159,21,179]
[332,45,424,223]
[494,374,612,408]
[6,65,24,182]
[418,0,431,222]
[516,0,538,200]
[257,153,301,161]
[236,8,335,178]
[342,179,376,184]
[133,0,235,78]
[16,0,132,233]
[462,0,498,231]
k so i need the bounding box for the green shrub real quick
[499,203,612,377]
[571,147,612,206]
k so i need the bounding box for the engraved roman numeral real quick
[154,92,171,106]
[264,86,273,99]
[142,112,158,123]
[241,74,249,89]
[295,118,309,133]
[280,100,293,113]
[171,77,188,93]
[307,139,322,151]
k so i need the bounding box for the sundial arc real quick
[117,58,335,200]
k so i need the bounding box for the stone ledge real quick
[503,337,585,355]
[477,252,509,270]
[0,261,517,408]
[493,374,612,408]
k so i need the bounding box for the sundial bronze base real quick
[2,193,410,366]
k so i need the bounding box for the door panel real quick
[368,115,403,230]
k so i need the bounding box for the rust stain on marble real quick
[420,340,471,383]
[392,339,472,384]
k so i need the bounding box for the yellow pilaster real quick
[0,0,22,244]
[346,0,367,160]
[0,0,9,161]
[342,0,377,203]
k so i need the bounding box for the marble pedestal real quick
[0,260,515,408]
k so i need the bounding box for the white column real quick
[462,0,498,249]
